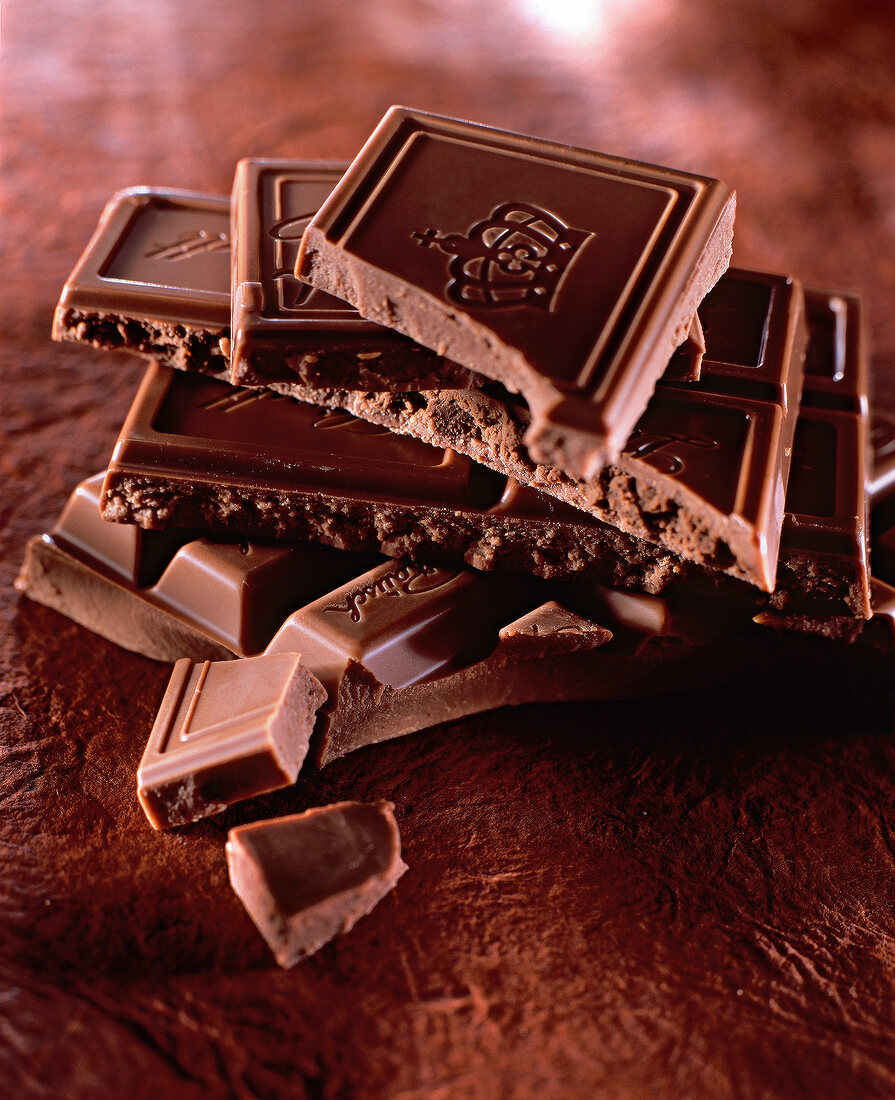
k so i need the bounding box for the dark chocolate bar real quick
[751,288,870,628]
[52,187,232,375]
[227,801,407,967]
[295,106,736,477]
[138,653,326,829]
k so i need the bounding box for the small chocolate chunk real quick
[138,653,325,829]
[226,801,407,966]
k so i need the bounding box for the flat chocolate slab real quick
[52,187,232,375]
[230,160,470,391]
[296,106,736,477]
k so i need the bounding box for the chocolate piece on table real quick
[138,653,325,829]
[227,801,407,967]
[263,557,748,765]
[52,187,232,376]
[100,361,701,584]
[295,106,736,478]
[16,473,379,662]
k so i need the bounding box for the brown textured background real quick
[4,1,895,1096]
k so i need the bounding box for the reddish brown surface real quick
[4,2,895,1096]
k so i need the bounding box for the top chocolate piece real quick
[296,106,736,478]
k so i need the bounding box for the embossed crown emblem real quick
[413,202,592,310]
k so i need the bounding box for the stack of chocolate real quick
[18,106,892,964]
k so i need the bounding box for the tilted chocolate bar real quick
[227,801,407,967]
[231,160,705,390]
[101,362,701,584]
[52,187,232,375]
[16,473,379,661]
[104,263,807,592]
[295,106,736,477]
[138,653,326,829]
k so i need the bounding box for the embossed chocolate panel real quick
[298,107,735,476]
[109,363,501,506]
[800,288,867,413]
[53,187,231,329]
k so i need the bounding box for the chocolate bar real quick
[100,362,699,585]
[226,801,407,967]
[52,187,232,376]
[16,473,379,661]
[103,260,807,593]
[138,653,326,829]
[295,106,736,478]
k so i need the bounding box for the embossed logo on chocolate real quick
[325,564,460,623]
[311,409,392,437]
[412,202,592,310]
[199,389,282,414]
[146,230,229,262]
[624,430,718,475]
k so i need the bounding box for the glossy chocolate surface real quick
[227,801,407,966]
[9,3,895,1097]
[138,653,325,829]
[297,106,735,474]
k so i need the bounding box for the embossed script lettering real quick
[413,202,592,310]
[199,389,281,414]
[325,564,458,623]
[269,212,316,309]
[146,230,229,261]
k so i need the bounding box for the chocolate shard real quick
[52,187,232,375]
[497,603,612,655]
[226,801,407,967]
[138,653,326,829]
[296,106,736,478]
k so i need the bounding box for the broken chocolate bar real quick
[263,557,748,765]
[138,653,325,829]
[100,361,697,584]
[52,187,232,375]
[227,801,407,967]
[103,260,807,593]
[16,473,379,661]
[295,106,736,477]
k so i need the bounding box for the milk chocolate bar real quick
[296,106,736,478]
[104,261,807,592]
[227,801,407,967]
[138,653,326,829]
[16,473,379,661]
[100,362,697,584]
[263,557,750,765]
[52,187,232,376]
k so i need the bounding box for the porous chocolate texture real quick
[295,106,736,479]
[52,187,233,376]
